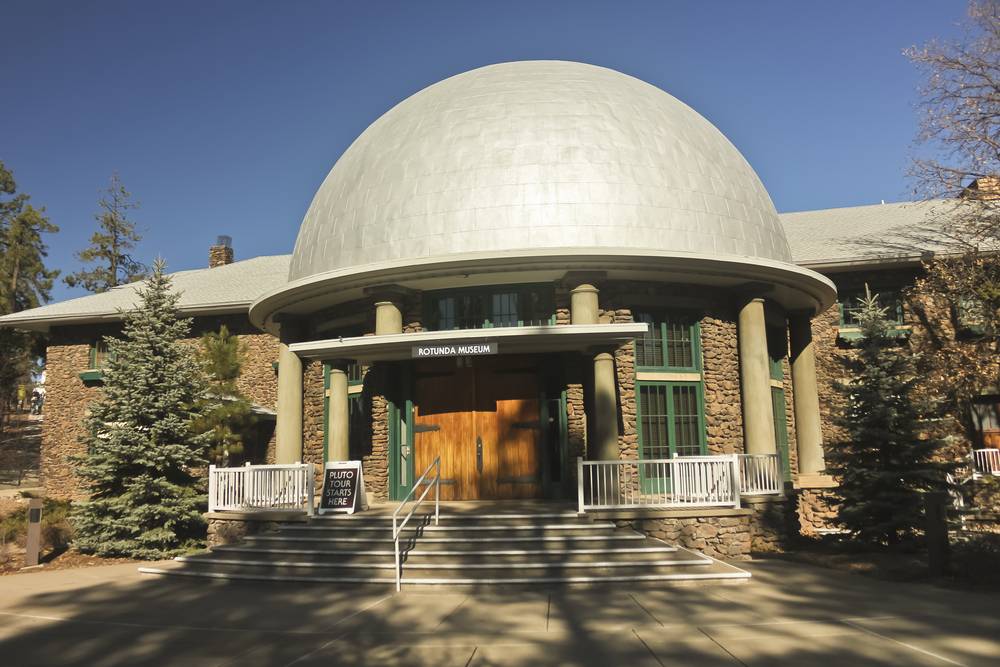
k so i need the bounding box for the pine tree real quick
[64,173,145,293]
[828,288,952,546]
[193,325,253,465]
[0,161,58,446]
[71,259,209,558]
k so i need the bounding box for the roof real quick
[779,200,960,269]
[290,60,793,282]
[0,200,963,332]
[0,255,290,332]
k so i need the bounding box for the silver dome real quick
[289,60,792,282]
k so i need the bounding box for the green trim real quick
[78,369,104,385]
[422,283,555,331]
[634,311,702,373]
[635,381,709,457]
[389,366,415,501]
[837,326,911,342]
[770,386,792,482]
[321,363,330,464]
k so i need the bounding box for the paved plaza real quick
[0,558,996,666]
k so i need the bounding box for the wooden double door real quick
[412,356,543,500]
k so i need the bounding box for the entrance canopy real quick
[288,323,649,362]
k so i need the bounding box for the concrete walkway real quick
[0,558,996,666]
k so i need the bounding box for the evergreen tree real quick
[193,325,253,465]
[828,288,952,546]
[65,173,145,293]
[71,259,209,558]
[0,161,58,435]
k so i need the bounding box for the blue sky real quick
[1,1,967,301]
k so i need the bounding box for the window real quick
[637,382,706,460]
[424,285,554,331]
[839,288,904,327]
[89,338,113,369]
[634,310,700,371]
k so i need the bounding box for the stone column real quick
[592,350,619,460]
[570,284,599,325]
[375,301,403,335]
[328,366,350,462]
[275,342,303,464]
[738,297,776,455]
[789,312,826,475]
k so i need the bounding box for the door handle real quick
[476,437,483,473]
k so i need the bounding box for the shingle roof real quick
[0,200,963,331]
[0,255,290,331]
[779,200,959,267]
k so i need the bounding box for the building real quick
[1,61,988,560]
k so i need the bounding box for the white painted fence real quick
[577,455,742,512]
[738,454,783,495]
[208,463,315,514]
[973,448,1000,476]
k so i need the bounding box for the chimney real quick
[209,235,234,268]
[961,176,1000,201]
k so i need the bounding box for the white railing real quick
[738,454,783,495]
[208,463,315,515]
[973,448,1000,476]
[392,456,441,592]
[577,455,741,512]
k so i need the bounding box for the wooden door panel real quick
[413,363,476,500]
[478,361,542,499]
[411,356,543,500]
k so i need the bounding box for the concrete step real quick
[275,523,615,538]
[139,562,749,587]
[213,544,679,560]
[243,533,649,551]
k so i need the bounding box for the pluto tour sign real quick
[411,341,498,358]
[319,461,368,515]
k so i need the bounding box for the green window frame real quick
[633,310,701,372]
[89,338,113,370]
[770,387,792,482]
[636,381,707,460]
[636,381,707,492]
[838,288,904,327]
[423,284,555,331]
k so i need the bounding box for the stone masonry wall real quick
[302,360,325,488]
[701,308,744,455]
[42,342,99,500]
[797,488,841,536]
[40,320,280,500]
[619,515,752,561]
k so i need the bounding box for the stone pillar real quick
[570,284,599,325]
[375,301,403,335]
[275,342,303,464]
[328,366,350,462]
[592,351,619,460]
[738,297,776,455]
[789,312,826,475]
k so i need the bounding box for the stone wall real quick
[744,496,792,552]
[796,488,841,536]
[364,365,390,501]
[618,513,752,561]
[701,309,744,455]
[206,516,278,548]
[302,360,325,487]
[40,319,281,500]
[41,341,99,500]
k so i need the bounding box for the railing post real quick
[306,463,315,516]
[394,536,401,592]
[577,457,585,513]
[208,465,217,512]
[731,454,741,509]
[434,457,440,526]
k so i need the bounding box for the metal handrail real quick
[391,456,441,591]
